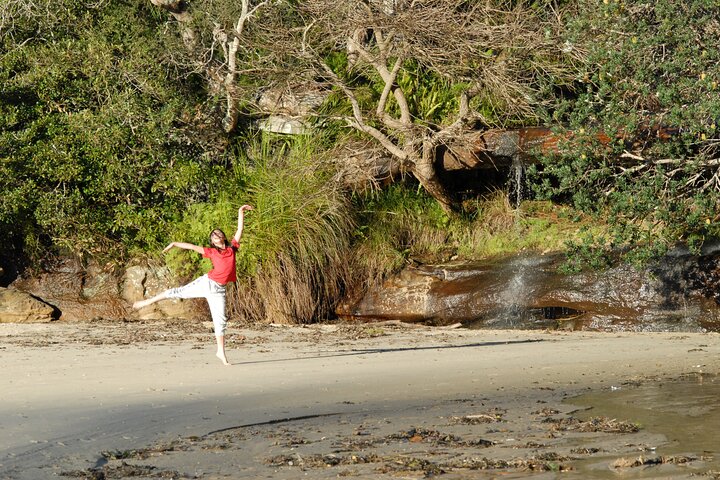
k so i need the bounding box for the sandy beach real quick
[1,319,719,479]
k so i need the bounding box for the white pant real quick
[165,275,227,336]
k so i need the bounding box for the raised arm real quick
[234,205,253,243]
[163,241,205,254]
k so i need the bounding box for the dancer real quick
[133,205,253,365]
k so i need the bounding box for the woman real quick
[133,205,253,365]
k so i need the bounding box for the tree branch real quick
[317,58,408,160]
[221,0,271,132]
[375,56,405,129]
[347,34,412,127]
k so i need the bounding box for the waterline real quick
[566,373,720,478]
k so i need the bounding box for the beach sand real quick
[1,319,718,479]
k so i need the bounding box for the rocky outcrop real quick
[10,256,124,321]
[337,247,720,332]
[122,265,199,320]
[5,245,720,331]
[8,257,199,322]
[0,287,58,323]
[441,125,680,172]
[329,140,401,192]
[256,87,327,135]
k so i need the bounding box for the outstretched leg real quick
[135,276,208,310]
[132,291,168,310]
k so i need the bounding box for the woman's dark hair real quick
[209,228,230,250]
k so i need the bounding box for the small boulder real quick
[0,287,57,323]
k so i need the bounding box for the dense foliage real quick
[0,0,219,264]
[530,0,720,266]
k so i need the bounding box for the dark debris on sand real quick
[56,394,679,479]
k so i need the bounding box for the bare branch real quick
[318,60,408,160]
[214,0,272,131]
[620,150,645,162]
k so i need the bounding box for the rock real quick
[256,87,326,117]
[11,256,127,321]
[255,86,327,135]
[122,264,202,320]
[338,248,720,332]
[82,261,120,298]
[4,254,204,322]
[0,287,57,323]
[12,256,84,299]
[329,140,401,192]
[121,265,149,304]
[257,115,310,135]
[337,263,500,325]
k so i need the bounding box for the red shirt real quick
[203,238,239,285]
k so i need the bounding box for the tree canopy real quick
[1,0,221,262]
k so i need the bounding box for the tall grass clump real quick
[352,187,592,278]
[452,191,523,258]
[230,134,355,324]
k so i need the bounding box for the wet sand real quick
[0,320,718,479]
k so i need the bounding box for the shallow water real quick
[566,374,720,478]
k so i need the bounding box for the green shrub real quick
[0,0,215,264]
[353,184,451,273]
[531,0,720,268]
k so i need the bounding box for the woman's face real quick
[210,230,226,248]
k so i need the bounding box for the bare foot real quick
[132,299,150,310]
[216,351,231,366]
